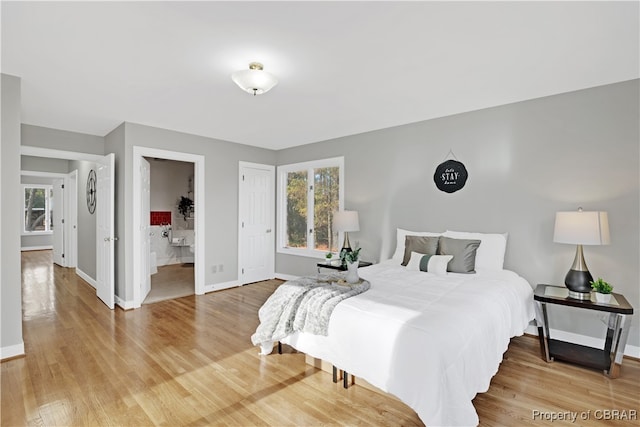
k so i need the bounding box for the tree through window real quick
[278,158,344,257]
[23,185,53,232]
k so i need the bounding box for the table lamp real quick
[553,208,610,300]
[333,210,359,259]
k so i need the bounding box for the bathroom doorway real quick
[142,157,195,304]
[132,147,205,307]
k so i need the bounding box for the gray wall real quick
[115,123,277,302]
[1,74,24,356]
[276,80,639,348]
[21,155,69,173]
[22,124,104,155]
[69,160,98,279]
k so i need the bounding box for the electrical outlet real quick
[211,265,217,273]
[218,264,224,273]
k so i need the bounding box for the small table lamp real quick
[333,210,359,257]
[553,208,610,300]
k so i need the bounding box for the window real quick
[277,157,344,257]
[23,185,53,233]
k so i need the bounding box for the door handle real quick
[266,229,272,233]
[104,237,119,242]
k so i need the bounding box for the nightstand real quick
[533,284,634,378]
[317,260,373,273]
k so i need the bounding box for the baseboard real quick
[1,342,25,360]
[20,245,53,252]
[75,268,97,289]
[115,295,136,310]
[205,280,239,293]
[524,324,639,358]
[275,273,298,281]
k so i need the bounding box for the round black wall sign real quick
[433,160,468,193]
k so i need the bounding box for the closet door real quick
[52,179,65,266]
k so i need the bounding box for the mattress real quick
[280,260,535,426]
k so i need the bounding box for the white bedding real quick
[280,260,534,426]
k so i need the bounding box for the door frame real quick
[132,146,205,307]
[238,161,275,285]
[19,170,75,260]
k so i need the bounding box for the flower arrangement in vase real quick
[341,247,361,283]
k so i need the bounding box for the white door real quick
[65,171,78,269]
[140,157,151,300]
[52,179,65,266]
[96,153,115,309]
[239,162,275,284]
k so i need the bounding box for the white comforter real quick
[281,261,535,427]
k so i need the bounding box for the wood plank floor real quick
[2,250,639,426]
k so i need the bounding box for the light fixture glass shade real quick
[553,211,610,245]
[231,62,278,95]
[333,211,359,232]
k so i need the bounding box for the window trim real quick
[22,184,53,235]
[277,157,344,258]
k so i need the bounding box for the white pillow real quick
[392,228,442,262]
[406,251,453,275]
[442,230,508,271]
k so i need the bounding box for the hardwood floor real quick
[2,250,639,426]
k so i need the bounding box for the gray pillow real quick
[402,235,439,266]
[437,236,481,273]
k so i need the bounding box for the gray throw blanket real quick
[251,273,370,354]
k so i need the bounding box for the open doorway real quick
[132,146,205,308]
[21,168,79,273]
[142,157,196,304]
[20,147,115,309]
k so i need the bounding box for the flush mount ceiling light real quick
[231,62,278,96]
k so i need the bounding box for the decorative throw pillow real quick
[443,230,508,271]
[437,236,481,273]
[391,228,442,262]
[406,252,453,275]
[402,235,439,266]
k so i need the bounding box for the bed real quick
[271,229,535,426]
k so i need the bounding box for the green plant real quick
[178,196,193,220]
[325,252,333,260]
[590,278,613,294]
[340,247,361,264]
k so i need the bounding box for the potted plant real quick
[325,252,334,264]
[590,278,613,303]
[341,247,361,283]
[178,196,193,220]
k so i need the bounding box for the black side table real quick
[533,284,634,378]
[317,260,373,272]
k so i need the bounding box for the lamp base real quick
[565,269,593,300]
[568,290,592,300]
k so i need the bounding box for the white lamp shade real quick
[231,68,278,95]
[553,211,610,245]
[333,210,359,232]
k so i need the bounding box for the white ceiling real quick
[2,1,638,150]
